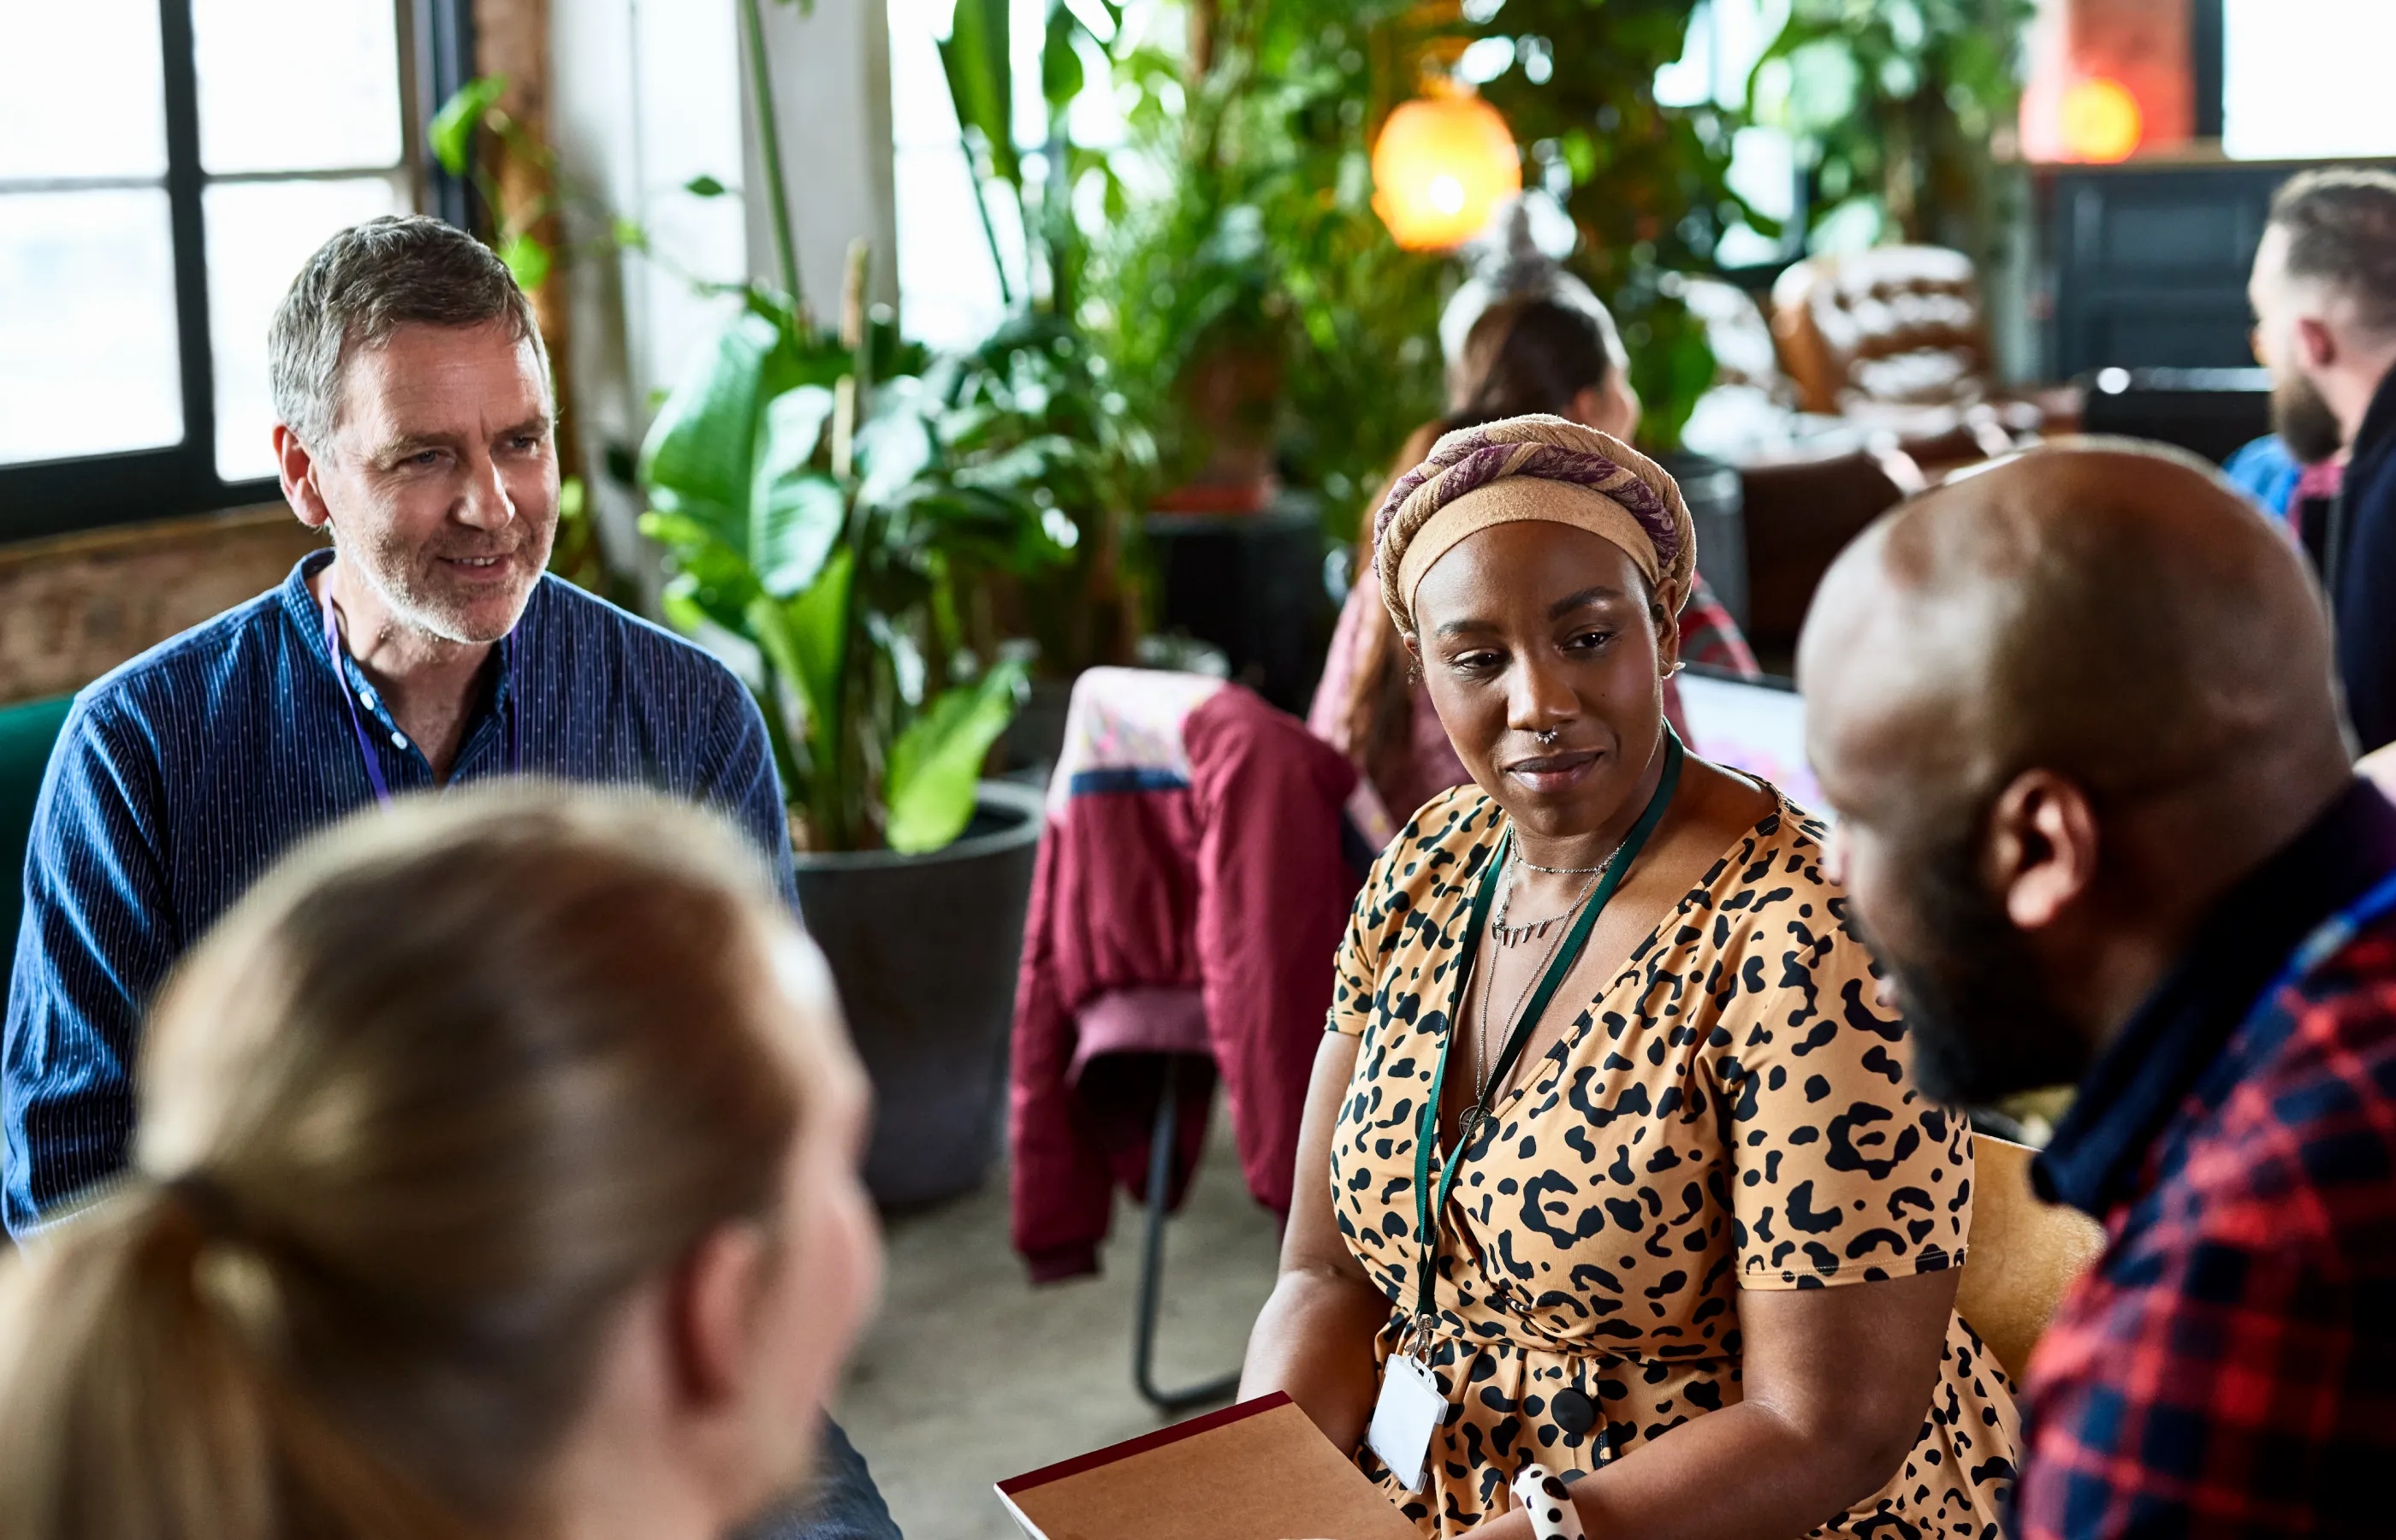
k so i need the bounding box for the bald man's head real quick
[1800,441,2351,1105]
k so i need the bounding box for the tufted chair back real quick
[1770,246,1993,416]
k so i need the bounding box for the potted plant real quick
[626,0,1103,1208]
[639,225,1071,1203]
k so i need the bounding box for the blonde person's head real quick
[0,784,878,1540]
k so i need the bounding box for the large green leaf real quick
[881,660,1026,854]
[750,386,845,596]
[1042,3,1087,109]
[854,393,936,507]
[638,311,781,548]
[639,512,764,635]
[753,546,856,763]
[430,75,507,176]
[938,0,1019,188]
[495,232,551,293]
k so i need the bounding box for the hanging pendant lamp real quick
[1371,86,1523,252]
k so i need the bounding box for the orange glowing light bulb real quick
[2061,77,2144,163]
[1371,92,1522,252]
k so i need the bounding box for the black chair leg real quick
[1132,1055,1242,1414]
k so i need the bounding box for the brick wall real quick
[0,506,323,706]
[2073,0,2194,147]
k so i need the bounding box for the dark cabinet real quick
[2046,158,2396,380]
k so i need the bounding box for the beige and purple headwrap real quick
[1373,414,1696,636]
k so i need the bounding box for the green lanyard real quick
[1408,728,1686,1344]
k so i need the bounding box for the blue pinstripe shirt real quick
[4,549,797,1234]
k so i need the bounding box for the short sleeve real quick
[1709,888,1973,1289]
[1324,794,1474,1039]
[1326,862,1386,1039]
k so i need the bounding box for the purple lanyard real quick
[320,598,520,806]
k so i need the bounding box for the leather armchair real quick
[1769,245,2042,465]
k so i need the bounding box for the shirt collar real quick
[276,547,532,732]
[2033,779,2396,1215]
[2352,365,2396,469]
[277,547,338,647]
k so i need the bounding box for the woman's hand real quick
[1240,1032,1395,1454]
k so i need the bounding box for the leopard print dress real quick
[1326,785,2018,1538]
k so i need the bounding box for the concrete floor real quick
[835,1113,1284,1539]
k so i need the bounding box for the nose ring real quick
[1536,729,1559,745]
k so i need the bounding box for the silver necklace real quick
[1491,845,1616,945]
[1468,862,1599,1136]
[1514,846,1620,876]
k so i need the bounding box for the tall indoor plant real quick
[638,0,1065,1205]
[1090,0,1454,523]
[1082,0,1734,528]
[639,248,1065,856]
[1747,0,2035,262]
[1467,0,1741,451]
[933,0,1157,677]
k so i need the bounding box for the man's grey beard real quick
[2273,369,2346,465]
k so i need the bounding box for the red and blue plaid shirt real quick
[2018,781,2396,1538]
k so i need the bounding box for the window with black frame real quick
[0,0,446,543]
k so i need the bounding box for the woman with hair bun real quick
[0,785,881,1540]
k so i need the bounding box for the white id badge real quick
[1366,1353,1445,1495]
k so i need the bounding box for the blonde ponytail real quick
[0,786,806,1540]
[0,1177,483,1540]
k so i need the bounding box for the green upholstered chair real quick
[0,695,74,960]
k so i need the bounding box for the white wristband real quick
[1512,1464,1585,1540]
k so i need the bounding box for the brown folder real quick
[995,1393,1422,1540]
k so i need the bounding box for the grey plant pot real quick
[792,779,1044,1209]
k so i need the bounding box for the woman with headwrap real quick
[1244,417,2015,1537]
[1310,293,1759,848]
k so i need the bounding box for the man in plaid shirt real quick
[1800,441,2395,1537]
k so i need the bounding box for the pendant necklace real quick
[1463,856,1602,1146]
[1491,842,1618,946]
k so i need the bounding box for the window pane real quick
[888,0,1006,348]
[0,191,183,466]
[893,145,1008,352]
[0,0,168,179]
[2223,0,2396,160]
[205,178,402,479]
[193,0,404,174]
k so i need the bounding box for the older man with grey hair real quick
[5,216,899,1536]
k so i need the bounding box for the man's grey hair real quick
[269,215,549,450]
[2268,168,2396,335]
